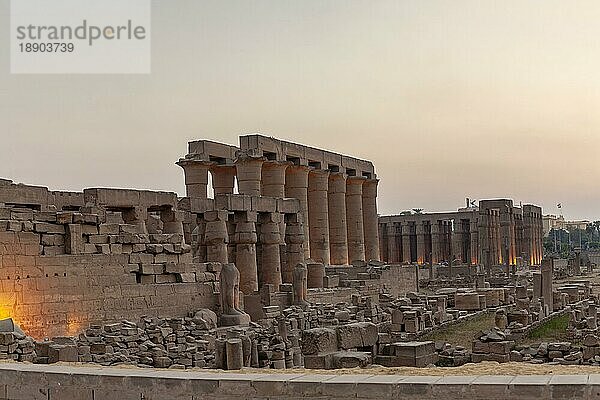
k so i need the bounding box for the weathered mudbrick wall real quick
[0,207,218,339]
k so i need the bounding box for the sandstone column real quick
[386,223,398,263]
[416,222,425,265]
[452,220,464,263]
[204,210,229,263]
[470,219,478,265]
[285,165,311,258]
[430,221,441,264]
[259,212,283,287]
[328,172,348,265]
[537,214,543,265]
[346,176,366,262]
[212,165,236,195]
[494,211,502,265]
[283,214,305,283]
[402,222,412,263]
[234,211,258,294]
[478,212,489,267]
[177,159,213,199]
[362,179,380,261]
[262,161,289,198]
[235,152,264,196]
[308,169,330,264]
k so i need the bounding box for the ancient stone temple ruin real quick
[177,135,381,269]
[378,199,544,267]
[5,133,600,389]
[0,135,414,340]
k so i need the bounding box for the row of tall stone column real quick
[380,219,477,265]
[523,206,544,266]
[179,153,380,265]
[192,210,305,294]
[478,210,503,266]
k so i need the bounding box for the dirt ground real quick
[212,361,600,376]
[12,360,599,376]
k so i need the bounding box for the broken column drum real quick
[307,262,325,289]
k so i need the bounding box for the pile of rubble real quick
[0,332,35,362]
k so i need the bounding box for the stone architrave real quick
[292,263,309,307]
[219,263,250,327]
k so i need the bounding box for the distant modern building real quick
[378,199,544,267]
[542,214,590,236]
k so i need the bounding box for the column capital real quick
[177,158,215,199]
[308,168,331,177]
[362,178,380,187]
[210,163,236,172]
[235,154,266,165]
[328,171,347,180]
[346,175,367,185]
[386,223,398,235]
[263,160,292,169]
[286,164,310,174]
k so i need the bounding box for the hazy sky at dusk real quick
[1,1,600,219]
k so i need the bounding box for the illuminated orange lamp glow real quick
[0,293,17,321]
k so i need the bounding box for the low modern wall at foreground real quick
[0,363,598,399]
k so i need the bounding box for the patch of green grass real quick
[521,314,570,345]
[421,312,496,349]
